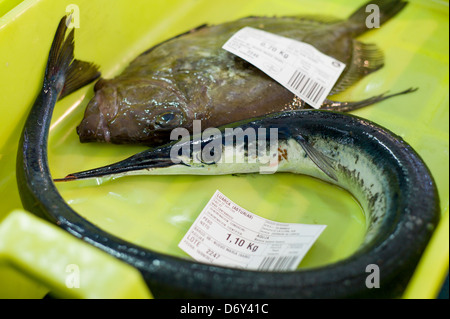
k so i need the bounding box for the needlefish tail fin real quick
[16,15,101,218]
[45,15,101,99]
[59,59,102,100]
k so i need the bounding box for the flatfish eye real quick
[155,111,183,128]
[159,113,175,123]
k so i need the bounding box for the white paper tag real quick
[178,190,326,271]
[222,27,346,109]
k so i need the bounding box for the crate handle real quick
[0,210,152,299]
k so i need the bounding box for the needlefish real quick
[17,15,439,299]
[77,0,416,146]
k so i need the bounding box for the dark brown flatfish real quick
[77,0,411,146]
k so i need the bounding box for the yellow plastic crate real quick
[0,0,448,298]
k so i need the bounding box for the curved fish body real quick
[18,15,439,299]
[16,16,100,220]
[77,0,413,146]
[58,109,440,298]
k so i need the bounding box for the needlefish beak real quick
[54,147,175,182]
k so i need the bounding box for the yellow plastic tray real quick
[0,0,448,298]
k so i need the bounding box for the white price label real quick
[178,190,326,271]
[222,27,346,109]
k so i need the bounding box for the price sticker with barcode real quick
[222,27,346,109]
[178,190,326,271]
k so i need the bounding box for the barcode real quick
[287,70,326,105]
[257,256,298,271]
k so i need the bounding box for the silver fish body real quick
[59,109,440,297]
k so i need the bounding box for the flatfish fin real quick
[320,87,418,112]
[330,41,384,96]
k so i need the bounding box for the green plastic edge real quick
[0,209,153,299]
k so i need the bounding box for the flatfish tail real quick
[316,0,412,110]
[329,0,408,95]
[347,0,408,37]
